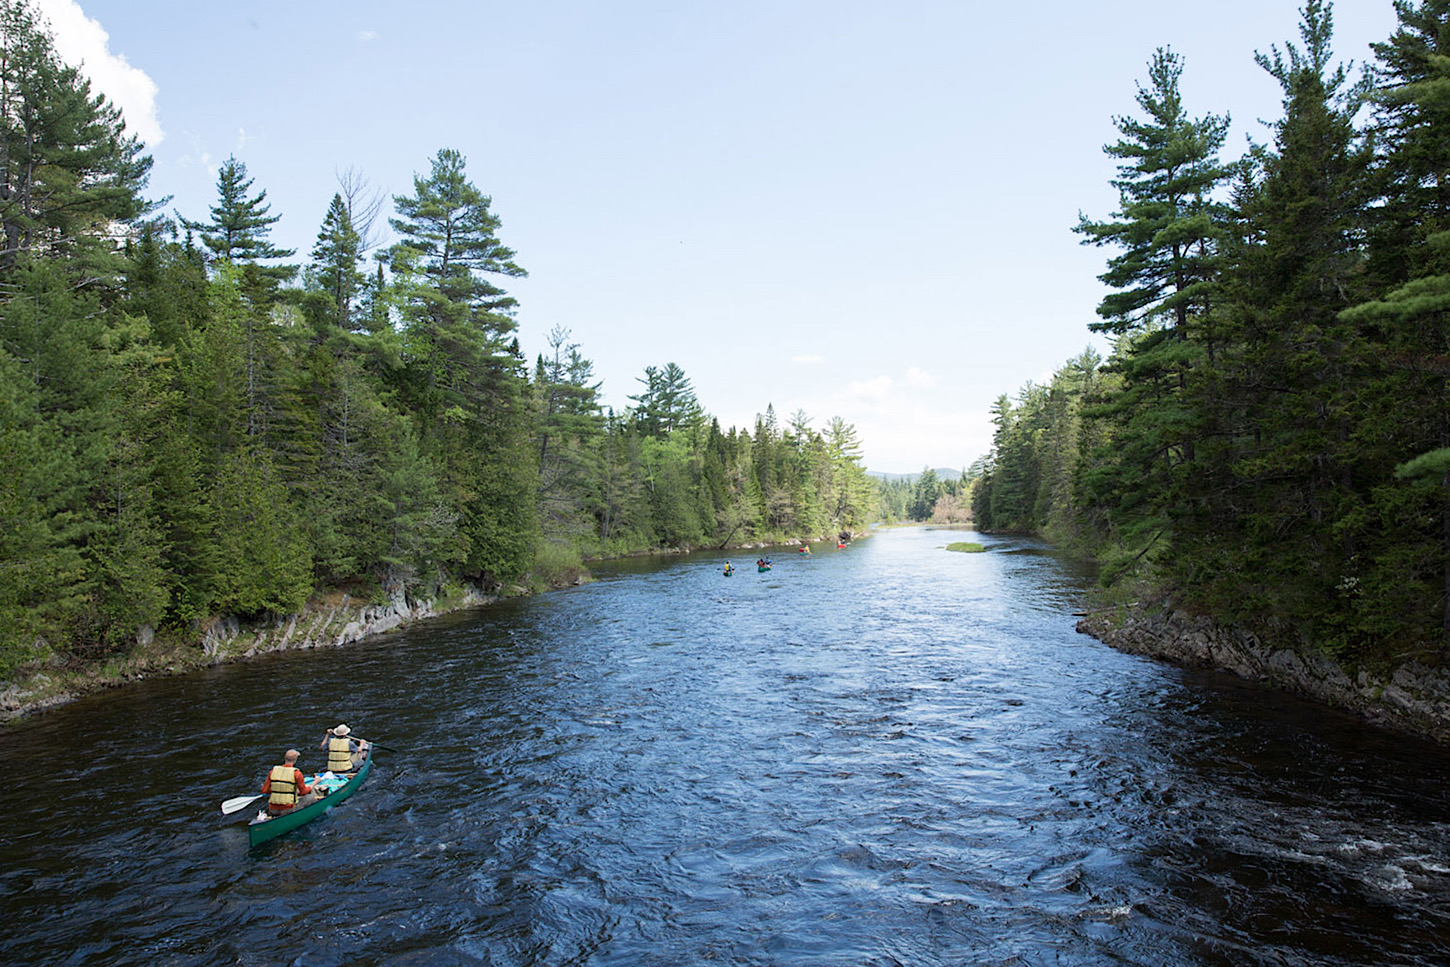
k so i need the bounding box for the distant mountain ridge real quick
[868,467,964,483]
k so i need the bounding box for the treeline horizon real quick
[0,0,889,676]
[971,0,1450,666]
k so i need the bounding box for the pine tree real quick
[387,148,536,584]
[180,156,295,270]
[824,416,875,528]
[0,0,155,272]
[1073,47,1233,580]
[387,148,526,413]
[0,2,160,661]
[1075,47,1232,338]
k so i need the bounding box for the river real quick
[2,526,1449,966]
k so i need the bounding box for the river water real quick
[3,526,1450,966]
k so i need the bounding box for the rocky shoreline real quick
[0,584,495,722]
[1077,604,1450,745]
[1,532,863,722]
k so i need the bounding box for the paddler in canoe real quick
[222,727,380,844]
[320,723,369,774]
[260,748,320,815]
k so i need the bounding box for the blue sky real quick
[37,0,1400,473]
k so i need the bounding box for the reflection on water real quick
[2,526,1449,965]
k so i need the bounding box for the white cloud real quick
[358,29,378,42]
[848,375,894,400]
[791,354,825,364]
[906,366,936,388]
[174,131,213,175]
[34,0,163,147]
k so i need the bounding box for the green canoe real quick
[247,750,373,846]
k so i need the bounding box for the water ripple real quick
[3,528,1450,965]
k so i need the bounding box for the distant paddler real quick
[723,562,734,576]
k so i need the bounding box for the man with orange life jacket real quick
[260,749,317,815]
[320,723,367,774]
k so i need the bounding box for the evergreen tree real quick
[593,410,647,546]
[824,416,875,528]
[124,222,210,347]
[630,362,703,437]
[1072,47,1233,578]
[1075,47,1232,338]
[1339,0,1450,646]
[0,2,160,662]
[0,0,155,272]
[203,446,312,616]
[388,148,526,412]
[534,326,605,539]
[308,193,364,331]
[388,148,536,584]
[1189,0,1370,638]
[909,467,942,522]
[180,156,295,271]
[376,421,459,590]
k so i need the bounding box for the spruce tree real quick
[534,326,604,539]
[1189,0,1371,640]
[1340,0,1450,646]
[309,193,364,331]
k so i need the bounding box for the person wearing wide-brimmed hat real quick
[320,723,368,774]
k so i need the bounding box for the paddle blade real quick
[221,793,264,815]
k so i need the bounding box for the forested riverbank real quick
[969,1,1450,734]
[0,0,883,695]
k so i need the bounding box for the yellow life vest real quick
[268,764,297,808]
[327,736,354,773]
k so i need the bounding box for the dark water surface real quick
[4,526,1450,966]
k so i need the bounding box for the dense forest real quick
[875,468,976,524]
[972,0,1450,667]
[0,0,885,677]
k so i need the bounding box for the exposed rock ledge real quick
[200,586,493,659]
[1078,606,1450,745]
[1,585,494,721]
